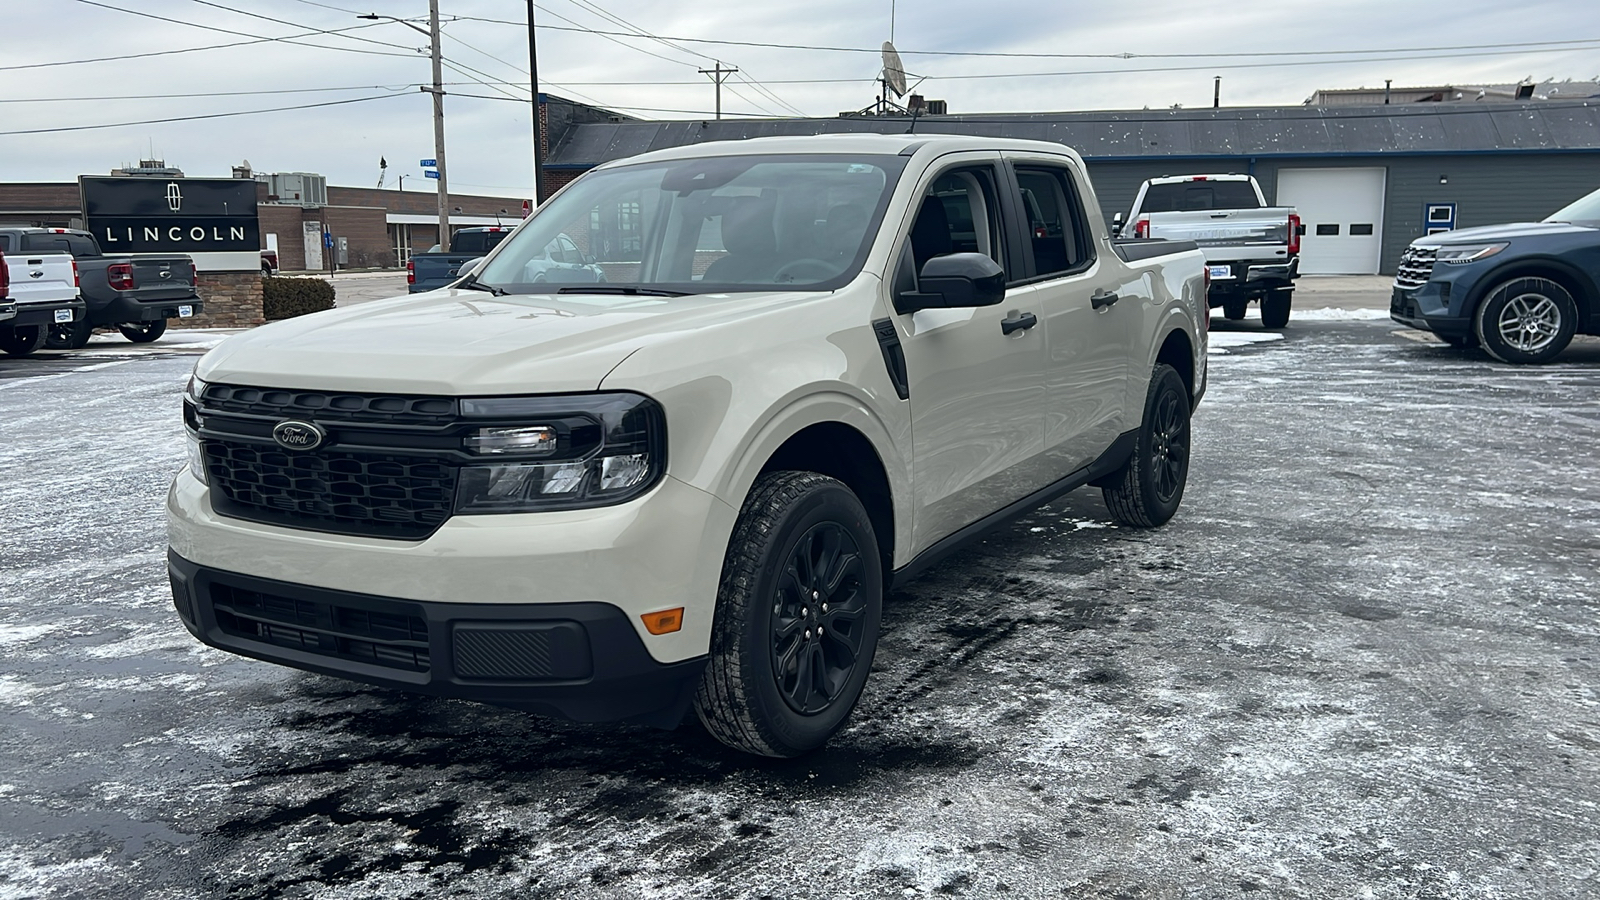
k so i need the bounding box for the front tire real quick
[0,325,45,357]
[119,319,168,343]
[1473,277,1576,364]
[1102,364,1191,528]
[695,471,883,758]
[1260,288,1292,329]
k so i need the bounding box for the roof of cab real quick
[591,132,1082,170]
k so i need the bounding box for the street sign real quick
[424,170,440,179]
[420,159,437,167]
[323,232,333,249]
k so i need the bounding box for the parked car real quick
[1118,174,1302,328]
[0,237,85,357]
[261,249,279,277]
[0,228,201,349]
[406,226,514,293]
[1391,186,1600,364]
[168,134,1208,757]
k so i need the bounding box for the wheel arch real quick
[1466,257,1598,325]
[716,391,911,575]
[757,422,895,584]
[1153,325,1196,400]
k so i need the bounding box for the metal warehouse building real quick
[541,101,1600,276]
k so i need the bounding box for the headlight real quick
[185,374,208,403]
[184,430,209,485]
[1436,243,1509,265]
[453,392,665,513]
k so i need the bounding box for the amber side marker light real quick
[641,608,685,635]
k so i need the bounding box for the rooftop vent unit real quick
[265,172,328,208]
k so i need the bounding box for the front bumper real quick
[97,294,203,324]
[1390,282,1472,339]
[168,466,734,665]
[9,299,85,329]
[168,551,707,727]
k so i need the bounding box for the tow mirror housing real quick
[897,252,1006,313]
[1112,211,1125,237]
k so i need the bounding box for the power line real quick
[0,93,409,136]
[0,83,429,103]
[451,17,1600,62]
[69,0,420,58]
[181,0,426,55]
[0,17,398,71]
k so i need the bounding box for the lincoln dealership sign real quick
[80,177,259,253]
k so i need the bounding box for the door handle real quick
[1000,312,1037,335]
[1091,290,1120,310]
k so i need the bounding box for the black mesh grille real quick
[210,583,430,671]
[204,441,456,540]
[201,384,457,426]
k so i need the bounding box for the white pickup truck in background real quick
[1117,174,1302,328]
[0,240,84,358]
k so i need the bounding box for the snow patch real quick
[1293,307,1391,320]
[1208,332,1285,354]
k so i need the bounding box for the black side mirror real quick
[897,252,1005,313]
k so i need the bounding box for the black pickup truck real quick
[0,228,203,349]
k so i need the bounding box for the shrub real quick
[262,276,336,320]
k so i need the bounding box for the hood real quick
[1416,221,1596,246]
[196,287,819,395]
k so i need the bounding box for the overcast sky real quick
[3,0,1597,199]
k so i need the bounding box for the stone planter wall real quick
[179,272,265,329]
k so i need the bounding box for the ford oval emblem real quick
[272,420,325,451]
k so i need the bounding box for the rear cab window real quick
[1139,180,1262,213]
[21,232,99,257]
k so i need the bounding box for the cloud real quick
[0,0,1593,197]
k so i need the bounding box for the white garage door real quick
[1276,168,1386,275]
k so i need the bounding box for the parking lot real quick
[2,291,1599,898]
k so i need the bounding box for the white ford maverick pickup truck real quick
[169,135,1207,756]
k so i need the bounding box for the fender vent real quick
[872,318,909,400]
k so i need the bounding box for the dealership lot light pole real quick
[359,6,450,250]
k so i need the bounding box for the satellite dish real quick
[882,41,908,98]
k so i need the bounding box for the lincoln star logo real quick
[165,182,183,212]
[272,420,325,451]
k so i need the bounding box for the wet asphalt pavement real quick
[2,318,1599,899]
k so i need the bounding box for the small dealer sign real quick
[79,177,260,253]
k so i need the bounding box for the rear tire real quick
[0,325,45,357]
[1102,364,1191,528]
[46,316,92,350]
[1260,288,1292,329]
[119,319,168,343]
[1222,299,1248,321]
[1473,277,1576,365]
[695,471,883,758]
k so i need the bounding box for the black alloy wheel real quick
[771,521,869,715]
[696,470,883,757]
[0,325,45,357]
[119,319,168,343]
[1101,363,1191,528]
[46,316,92,350]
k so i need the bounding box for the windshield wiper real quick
[558,285,692,297]
[457,276,507,297]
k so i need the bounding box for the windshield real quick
[1545,186,1600,223]
[474,153,907,295]
[1139,180,1261,213]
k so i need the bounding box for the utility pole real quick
[427,0,449,251]
[527,0,545,204]
[699,61,738,120]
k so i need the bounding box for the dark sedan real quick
[1392,187,1600,363]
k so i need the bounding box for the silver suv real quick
[169,134,1208,757]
